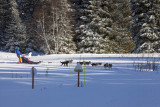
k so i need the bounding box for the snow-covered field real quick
[0,52,160,107]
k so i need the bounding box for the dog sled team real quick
[60,60,113,69]
[15,47,113,68]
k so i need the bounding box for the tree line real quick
[0,0,160,54]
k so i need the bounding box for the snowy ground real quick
[0,52,160,107]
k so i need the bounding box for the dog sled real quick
[21,55,41,64]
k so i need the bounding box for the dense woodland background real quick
[0,0,160,54]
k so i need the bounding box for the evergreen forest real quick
[0,0,160,54]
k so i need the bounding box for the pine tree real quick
[16,0,40,53]
[73,0,134,53]
[4,0,27,52]
[74,0,113,53]
[130,0,160,53]
[0,0,10,50]
[109,0,134,53]
[0,0,38,53]
[0,0,4,49]
[16,0,38,21]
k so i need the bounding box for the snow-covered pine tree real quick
[73,0,133,53]
[130,0,160,53]
[74,0,113,53]
[4,0,27,52]
[15,0,39,53]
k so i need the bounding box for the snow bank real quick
[0,52,160,107]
